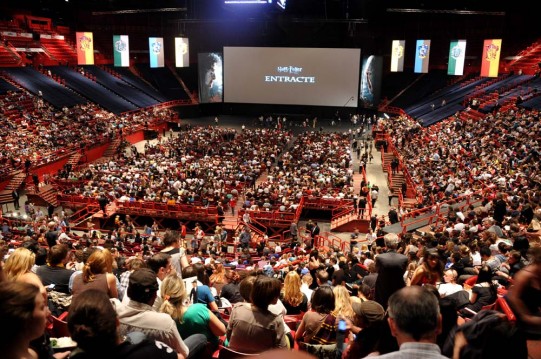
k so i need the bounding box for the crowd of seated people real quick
[2,98,541,357]
[0,87,177,178]
[58,127,292,214]
[380,107,541,208]
[1,215,538,358]
[262,131,355,203]
[55,127,357,218]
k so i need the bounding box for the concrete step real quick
[0,190,13,204]
[5,173,27,190]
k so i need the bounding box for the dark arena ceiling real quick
[0,0,536,61]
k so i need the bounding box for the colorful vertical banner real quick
[480,39,502,78]
[113,35,130,67]
[149,37,164,68]
[390,40,405,72]
[175,37,189,68]
[76,32,94,65]
[414,39,431,73]
[448,40,467,76]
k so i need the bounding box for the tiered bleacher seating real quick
[49,66,138,114]
[135,65,190,101]
[83,66,160,108]
[0,43,22,66]
[39,37,77,65]
[3,67,87,108]
[0,76,18,93]
[401,77,488,127]
[390,70,450,109]
[465,74,531,112]
[109,66,169,102]
[507,39,541,75]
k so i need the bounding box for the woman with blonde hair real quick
[4,247,47,301]
[333,285,355,321]
[281,271,308,315]
[71,249,118,300]
[160,274,226,352]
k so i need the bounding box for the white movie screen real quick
[224,47,361,107]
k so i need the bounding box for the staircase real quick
[383,152,418,209]
[102,138,122,158]
[66,152,82,168]
[26,184,59,207]
[0,43,22,67]
[382,153,405,193]
[0,171,27,205]
[40,38,77,65]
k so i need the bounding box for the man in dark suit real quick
[388,207,399,224]
[311,221,320,238]
[12,189,19,210]
[374,233,408,309]
[358,196,367,218]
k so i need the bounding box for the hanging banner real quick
[480,39,502,78]
[113,35,130,67]
[414,39,431,73]
[76,32,94,65]
[198,52,223,103]
[360,55,383,109]
[390,40,405,72]
[149,37,164,68]
[175,37,189,67]
[448,40,467,76]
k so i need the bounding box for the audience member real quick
[342,300,387,359]
[36,244,73,294]
[227,275,287,353]
[374,234,408,308]
[4,247,47,301]
[295,285,337,345]
[410,249,443,286]
[280,271,308,315]
[71,249,118,301]
[506,246,541,338]
[111,268,200,357]
[68,289,186,359]
[368,286,447,358]
[159,274,226,354]
[0,282,49,359]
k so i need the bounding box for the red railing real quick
[399,185,496,233]
[313,232,347,252]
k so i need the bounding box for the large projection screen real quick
[224,47,361,107]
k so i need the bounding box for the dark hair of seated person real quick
[0,281,41,345]
[251,275,281,312]
[311,285,335,314]
[423,284,458,349]
[239,274,257,302]
[68,290,118,356]
[48,244,69,266]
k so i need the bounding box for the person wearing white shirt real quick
[300,271,313,305]
[438,269,463,297]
